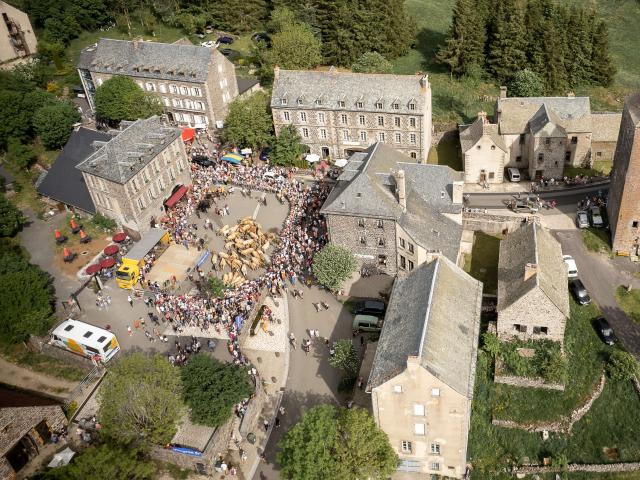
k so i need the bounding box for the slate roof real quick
[459,116,507,153]
[321,143,463,261]
[591,113,622,142]
[271,68,428,114]
[237,77,259,95]
[497,223,569,317]
[78,38,217,83]
[367,256,483,398]
[528,104,566,136]
[76,116,180,184]
[497,96,591,134]
[37,128,113,213]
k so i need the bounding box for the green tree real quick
[487,0,527,83]
[265,22,322,70]
[98,353,183,445]
[0,90,33,147]
[329,339,359,376]
[94,76,163,125]
[5,138,36,171]
[222,92,273,150]
[206,276,228,298]
[351,52,392,74]
[33,102,81,149]
[312,243,357,292]
[508,69,545,97]
[0,193,25,236]
[607,350,639,382]
[590,19,616,87]
[267,6,298,33]
[181,354,253,427]
[481,332,501,358]
[271,125,304,166]
[38,443,156,480]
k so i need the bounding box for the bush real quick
[33,101,80,149]
[482,332,501,358]
[312,243,357,292]
[606,350,639,381]
[90,213,117,232]
[206,276,227,298]
[330,339,360,376]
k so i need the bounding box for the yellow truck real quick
[116,228,170,289]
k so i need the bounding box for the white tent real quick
[306,154,320,163]
[334,159,348,168]
[47,447,76,468]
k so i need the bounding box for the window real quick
[565,151,572,163]
[64,325,74,332]
[169,168,175,181]
[395,132,402,143]
[315,98,322,106]
[338,100,345,108]
[489,172,495,179]
[393,385,403,393]
[408,260,414,271]
[633,221,639,228]
[519,134,526,145]
[375,102,383,109]
[409,117,416,127]
[414,423,425,436]
[378,238,385,247]
[431,462,441,471]
[148,187,155,200]
[408,243,414,254]
[378,254,387,266]
[297,98,303,105]
[341,114,348,124]
[356,101,364,108]
[533,326,548,335]
[571,136,578,144]
[377,219,384,228]
[301,127,309,138]
[142,169,150,183]
[413,404,425,416]
[343,130,349,140]
[514,324,527,333]
[410,134,417,144]
[192,87,201,96]
[283,111,290,121]
[400,238,406,248]
[359,236,366,245]
[137,197,145,210]
[394,117,401,127]
[360,131,367,141]
[401,441,412,453]
[320,129,327,139]
[318,113,325,123]
[538,153,544,163]
[377,116,384,126]
[172,98,182,108]
[281,98,288,105]
[163,97,170,106]
[300,112,307,122]
[358,115,365,126]
[516,155,522,162]
[597,151,602,157]
[157,178,164,191]
[132,178,139,191]
[545,137,551,145]
[491,145,496,150]
[408,103,416,110]
[196,101,204,110]
[83,331,93,338]
[97,335,107,343]
[85,345,99,354]
[400,255,406,269]
[392,103,399,110]
[159,84,167,93]
[145,82,155,92]
[378,132,385,142]
[431,388,440,397]
[430,444,441,455]
[358,218,365,227]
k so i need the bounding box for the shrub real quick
[606,350,639,382]
[312,243,357,292]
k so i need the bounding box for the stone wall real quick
[462,212,535,236]
[27,335,94,370]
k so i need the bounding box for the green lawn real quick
[463,232,501,295]
[427,134,462,171]
[615,287,640,324]
[582,228,612,255]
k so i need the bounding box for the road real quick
[466,183,609,209]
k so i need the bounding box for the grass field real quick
[615,286,640,323]
[394,0,640,126]
[582,228,612,255]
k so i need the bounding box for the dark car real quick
[353,300,386,317]
[594,317,616,346]
[191,155,214,167]
[219,48,233,56]
[252,32,272,46]
[259,147,271,161]
[570,279,591,305]
[218,36,234,44]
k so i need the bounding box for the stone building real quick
[366,256,482,479]
[271,67,432,162]
[76,116,191,237]
[0,1,37,63]
[607,93,640,256]
[0,405,67,479]
[591,112,622,162]
[497,223,569,343]
[459,111,507,184]
[320,142,463,276]
[77,38,252,128]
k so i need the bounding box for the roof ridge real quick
[417,258,439,359]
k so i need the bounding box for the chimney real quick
[567,91,575,98]
[452,180,463,205]
[499,86,507,99]
[396,170,407,211]
[478,111,488,125]
[524,263,538,282]
[420,74,429,90]
[273,65,280,79]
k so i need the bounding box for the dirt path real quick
[0,356,78,399]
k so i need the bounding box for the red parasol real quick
[103,245,119,256]
[112,232,126,243]
[85,264,102,275]
[99,257,116,269]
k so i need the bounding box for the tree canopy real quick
[94,76,163,125]
[181,354,253,427]
[98,353,184,446]
[0,194,25,238]
[265,22,322,70]
[271,125,305,166]
[312,243,357,292]
[33,102,81,149]
[221,92,273,150]
[351,52,393,74]
[607,350,639,382]
[277,405,397,480]
[508,69,546,97]
[330,339,360,377]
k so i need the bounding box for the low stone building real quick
[607,93,640,256]
[459,111,508,184]
[0,1,37,63]
[320,142,463,276]
[366,256,482,479]
[271,67,432,162]
[497,223,570,343]
[591,112,622,162]
[0,405,67,479]
[76,116,191,237]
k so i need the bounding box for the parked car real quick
[352,314,383,333]
[563,254,578,278]
[594,317,616,346]
[353,299,386,317]
[508,199,539,213]
[589,206,604,228]
[507,167,521,182]
[576,210,589,229]
[259,148,271,161]
[218,36,234,44]
[570,279,591,305]
[219,48,233,56]
[251,32,272,46]
[191,155,214,167]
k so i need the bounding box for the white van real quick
[507,168,521,182]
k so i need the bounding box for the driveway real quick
[553,230,640,358]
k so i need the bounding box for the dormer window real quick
[408,102,416,111]
[392,103,399,110]
[338,100,345,108]
[315,99,322,106]
[375,102,383,109]
[281,98,288,106]
[297,98,303,105]
[356,101,364,108]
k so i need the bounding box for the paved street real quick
[466,183,609,209]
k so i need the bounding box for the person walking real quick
[275,417,280,428]
[127,295,133,307]
[263,420,269,431]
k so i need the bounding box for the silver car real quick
[576,210,589,229]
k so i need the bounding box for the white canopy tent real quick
[306,154,320,163]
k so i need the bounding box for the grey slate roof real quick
[321,143,463,261]
[497,96,591,134]
[591,113,622,142]
[367,256,483,398]
[37,127,113,213]
[76,116,180,184]
[271,68,427,114]
[237,77,259,95]
[459,116,507,153]
[78,38,216,83]
[497,223,569,317]
[528,104,566,136]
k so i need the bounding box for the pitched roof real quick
[528,104,566,136]
[459,116,507,153]
[271,68,428,114]
[367,257,483,398]
[497,96,591,134]
[591,113,622,142]
[497,223,569,317]
[37,128,113,213]
[0,405,65,457]
[320,143,463,261]
[237,77,260,95]
[76,116,180,184]
[78,38,221,83]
